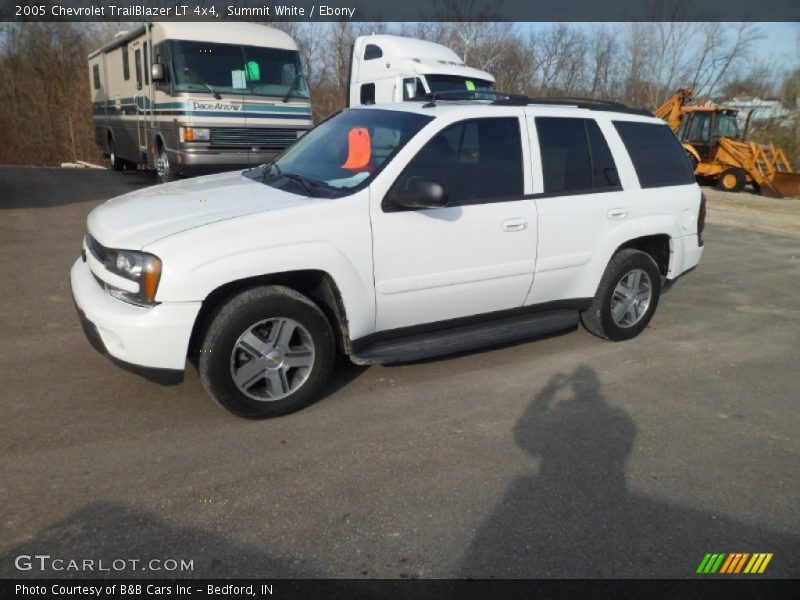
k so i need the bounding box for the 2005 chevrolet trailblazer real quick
[71,94,705,418]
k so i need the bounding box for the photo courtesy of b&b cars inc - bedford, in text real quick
[0,0,799,598]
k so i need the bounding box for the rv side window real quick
[92,64,101,90]
[364,44,382,60]
[143,45,149,85]
[134,49,142,90]
[360,83,375,105]
[122,43,130,81]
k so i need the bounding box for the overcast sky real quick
[523,22,800,71]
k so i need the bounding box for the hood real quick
[87,170,309,249]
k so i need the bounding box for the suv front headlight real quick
[107,250,162,305]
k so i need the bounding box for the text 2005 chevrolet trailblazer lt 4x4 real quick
[71,94,705,418]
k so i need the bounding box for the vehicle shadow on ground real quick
[458,366,800,578]
[0,167,154,209]
[326,352,369,397]
[0,500,313,579]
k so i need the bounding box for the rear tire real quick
[109,138,124,172]
[717,168,745,193]
[198,286,335,419]
[581,249,662,341]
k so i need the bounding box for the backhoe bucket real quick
[761,172,800,199]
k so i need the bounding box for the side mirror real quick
[394,176,449,210]
[151,63,165,83]
[404,81,416,100]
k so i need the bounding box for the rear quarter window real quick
[613,121,695,188]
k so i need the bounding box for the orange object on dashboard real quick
[341,127,372,170]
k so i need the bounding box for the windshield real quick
[168,40,309,98]
[424,74,494,94]
[253,109,433,197]
[714,113,740,139]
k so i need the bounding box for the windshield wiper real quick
[282,73,304,103]
[183,67,222,100]
[281,172,318,196]
[262,159,281,178]
[260,163,331,198]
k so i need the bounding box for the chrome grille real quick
[209,127,300,149]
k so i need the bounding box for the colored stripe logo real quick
[696,552,773,574]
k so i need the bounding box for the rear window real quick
[613,121,695,188]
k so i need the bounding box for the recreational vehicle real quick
[89,22,312,182]
[347,34,495,107]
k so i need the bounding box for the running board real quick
[351,309,580,365]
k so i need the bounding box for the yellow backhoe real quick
[655,87,800,198]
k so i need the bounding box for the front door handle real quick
[502,218,528,232]
[607,208,628,220]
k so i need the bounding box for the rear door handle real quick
[502,218,528,232]
[607,208,628,220]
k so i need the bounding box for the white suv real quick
[71,95,705,418]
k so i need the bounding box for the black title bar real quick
[3,0,799,22]
[3,579,800,600]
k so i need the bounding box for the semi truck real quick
[89,22,313,182]
[347,34,495,107]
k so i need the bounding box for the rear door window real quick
[586,120,620,189]
[613,121,695,188]
[535,117,592,194]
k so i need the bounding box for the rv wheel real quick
[109,139,124,172]
[157,145,176,183]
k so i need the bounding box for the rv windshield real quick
[424,74,494,94]
[249,109,433,198]
[168,40,309,98]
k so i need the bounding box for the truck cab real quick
[347,35,495,107]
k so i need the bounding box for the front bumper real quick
[70,258,202,372]
[172,147,282,176]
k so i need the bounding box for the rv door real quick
[133,44,148,161]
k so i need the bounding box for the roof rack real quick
[516,96,653,116]
[415,90,653,116]
[419,90,526,108]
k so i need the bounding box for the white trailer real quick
[347,34,495,107]
[89,22,312,182]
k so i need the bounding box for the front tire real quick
[581,249,662,341]
[717,168,746,193]
[198,286,335,419]
[156,144,176,183]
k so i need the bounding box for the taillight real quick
[698,192,707,246]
